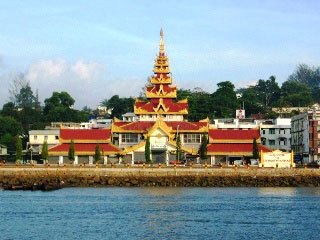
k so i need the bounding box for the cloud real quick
[71,60,104,80]
[26,59,67,81]
[22,58,143,109]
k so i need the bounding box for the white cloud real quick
[21,58,145,109]
[71,60,104,80]
[26,59,67,81]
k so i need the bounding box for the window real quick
[279,128,285,134]
[44,135,48,140]
[261,129,265,134]
[121,134,139,143]
[268,140,275,145]
[34,135,37,140]
[183,134,201,143]
[279,139,287,146]
[269,129,275,134]
[55,136,59,140]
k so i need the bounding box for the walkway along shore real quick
[0,164,320,188]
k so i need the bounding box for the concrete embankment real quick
[0,166,320,188]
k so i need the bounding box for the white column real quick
[103,156,108,165]
[74,155,79,165]
[89,156,93,165]
[166,151,169,166]
[131,152,135,165]
[210,155,215,165]
[226,155,229,166]
[59,156,63,165]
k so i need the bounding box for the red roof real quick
[49,143,119,153]
[60,129,111,141]
[113,120,207,132]
[146,85,176,94]
[209,129,260,141]
[135,98,188,114]
[166,121,207,131]
[207,143,271,154]
[113,121,154,131]
[155,73,170,78]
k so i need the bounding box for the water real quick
[1,188,320,240]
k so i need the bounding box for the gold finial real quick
[159,28,165,54]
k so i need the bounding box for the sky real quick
[0,0,320,109]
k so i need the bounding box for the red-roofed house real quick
[48,128,120,164]
[207,129,271,165]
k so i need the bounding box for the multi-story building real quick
[291,107,320,163]
[28,129,60,154]
[260,118,291,152]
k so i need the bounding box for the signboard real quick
[260,150,294,168]
[236,109,245,119]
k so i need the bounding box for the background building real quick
[260,118,291,152]
[291,107,320,163]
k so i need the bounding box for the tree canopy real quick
[101,95,134,119]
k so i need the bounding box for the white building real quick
[210,118,261,130]
[28,130,60,154]
[122,112,139,122]
[260,118,291,152]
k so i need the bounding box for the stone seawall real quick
[0,166,320,188]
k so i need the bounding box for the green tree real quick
[15,135,23,163]
[239,86,264,117]
[1,102,17,118]
[176,134,181,160]
[288,64,320,103]
[16,83,37,109]
[188,88,211,121]
[252,138,259,160]
[288,64,320,88]
[101,95,134,119]
[145,136,151,163]
[198,134,208,160]
[280,80,313,107]
[0,133,14,154]
[44,92,86,122]
[68,140,75,161]
[211,81,239,118]
[94,144,101,163]
[255,76,280,108]
[0,116,23,137]
[41,141,48,162]
[9,73,28,105]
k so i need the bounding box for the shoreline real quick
[1,166,320,188]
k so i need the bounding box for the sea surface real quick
[1,187,320,240]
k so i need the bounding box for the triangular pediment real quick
[146,118,174,140]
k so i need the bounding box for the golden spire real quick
[159,28,165,55]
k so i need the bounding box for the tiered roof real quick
[134,29,188,116]
[207,128,271,156]
[112,119,208,133]
[49,129,119,156]
[60,129,111,143]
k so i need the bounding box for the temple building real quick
[112,29,208,164]
[48,29,270,165]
